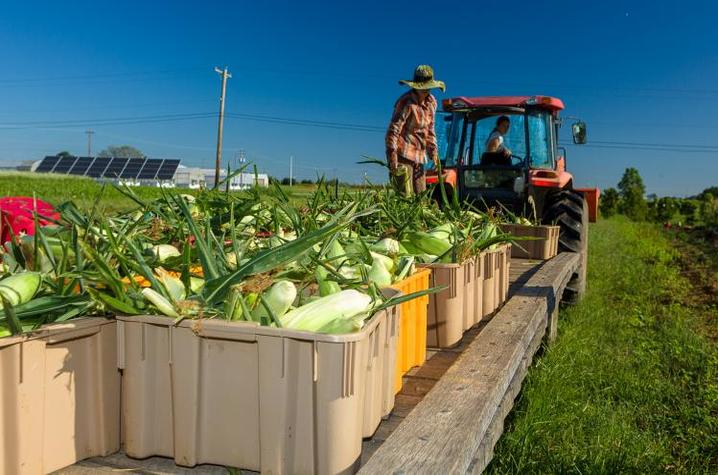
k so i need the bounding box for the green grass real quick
[0,172,172,213]
[0,172,340,213]
[488,217,718,474]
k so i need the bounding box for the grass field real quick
[0,172,323,213]
[488,217,718,474]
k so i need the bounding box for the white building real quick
[173,166,269,189]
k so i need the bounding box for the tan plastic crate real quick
[481,250,499,318]
[462,259,475,331]
[498,243,511,304]
[0,318,121,475]
[471,252,485,328]
[419,261,470,348]
[500,224,559,260]
[117,294,399,475]
[493,247,503,308]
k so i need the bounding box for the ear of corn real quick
[152,244,181,263]
[279,289,372,332]
[315,266,341,296]
[155,267,186,301]
[370,238,400,255]
[0,272,42,306]
[404,231,453,257]
[252,280,296,321]
[368,259,392,287]
[370,252,395,273]
[141,288,179,318]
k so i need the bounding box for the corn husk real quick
[142,288,179,317]
[279,289,372,332]
[0,272,41,306]
[252,280,297,321]
[152,244,181,263]
[368,259,392,287]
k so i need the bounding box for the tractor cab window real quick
[437,112,464,167]
[527,112,554,169]
[471,114,527,166]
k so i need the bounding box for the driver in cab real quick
[483,115,512,165]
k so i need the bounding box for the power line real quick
[588,139,718,150]
[226,112,718,153]
[2,106,717,156]
[0,99,215,117]
[561,142,718,154]
[225,112,385,132]
[0,66,206,86]
[0,112,216,130]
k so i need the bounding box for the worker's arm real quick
[486,135,501,153]
[426,102,438,165]
[385,99,410,171]
[486,134,511,156]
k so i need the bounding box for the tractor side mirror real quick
[572,121,587,144]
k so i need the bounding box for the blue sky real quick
[0,0,716,196]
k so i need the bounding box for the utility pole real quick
[289,155,293,186]
[213,66,231,188]
[333,167,339,198]
[85,130,94,156]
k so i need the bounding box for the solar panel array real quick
[34,155,180,180]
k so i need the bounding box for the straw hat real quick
[399,65,446,92]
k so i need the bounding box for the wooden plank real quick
[469,265,574,473]
[358,253,578,475]
[467,310,548,473]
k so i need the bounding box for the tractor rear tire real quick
[543,190,589,304]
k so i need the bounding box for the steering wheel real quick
[510,154,525,166]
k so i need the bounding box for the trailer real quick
[59,252,578,475]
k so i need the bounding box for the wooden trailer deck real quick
[59,253,579,475]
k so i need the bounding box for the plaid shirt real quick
[385,90,438,165]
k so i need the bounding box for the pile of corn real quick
[0,179,513,337]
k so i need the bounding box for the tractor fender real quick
[425,168,456,188]
[575,187,601,223]
[426,169,457,205]
[528,169,573,189]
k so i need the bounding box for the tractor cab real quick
[428,95,588,218]
[426,95,597,305]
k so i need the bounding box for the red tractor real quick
[426,95,599,303]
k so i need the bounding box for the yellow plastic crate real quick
[390,268,432,394]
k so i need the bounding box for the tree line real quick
[600,167,717,229]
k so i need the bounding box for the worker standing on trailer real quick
[385,65,445,196]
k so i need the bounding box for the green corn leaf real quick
[203,203,372,304]
[121,237,171,300]
[53,300,95,322]
[237,293,254,322]
[78,240,125,297]
[371,286,445,314]
[0,294,22,335]
[171,194,220,280]
[35,219,58,272]
[259,295,283,328]
[87,288,141,315]
[0,295,86,322]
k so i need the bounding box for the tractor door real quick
[457,110,528,211]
